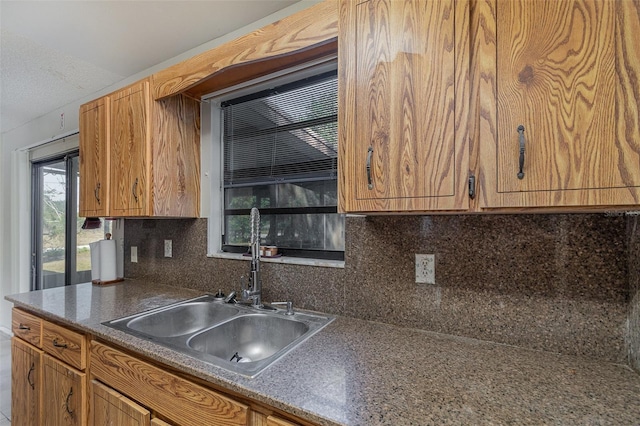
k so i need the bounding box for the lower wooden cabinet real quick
[11,308,311,426]
[266,415,299,426]
[91,380,150,426]
[11,337,42,426]
[90,341,248,426]
[43,354,87,426]
[150,418,174,426]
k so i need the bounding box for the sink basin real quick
[188,314,309,363]
[103,295,333,377]
[126,302,239,338]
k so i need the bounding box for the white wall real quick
[0,0,321,329]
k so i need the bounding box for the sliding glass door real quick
[32,152,107,289]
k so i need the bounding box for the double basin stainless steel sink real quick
[103,295,334,377]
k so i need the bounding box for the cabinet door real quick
[91,380,150,426]
[43,354,87,426]
[79,97,110,217]
[339,0,470,212]
[479,0,640,208]
[110,80,150,216]
[11,338,42,426]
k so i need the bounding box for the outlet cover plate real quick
[415,254,435,284]
[164,240,172,258]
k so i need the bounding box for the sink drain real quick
[230,352,252,363]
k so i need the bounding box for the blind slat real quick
[223,75,338,188]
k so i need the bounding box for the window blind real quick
[222,71,338,188]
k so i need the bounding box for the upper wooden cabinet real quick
[79,97,110,217]
[339,0,470,213]
[79,78,201,217]
[477,0,640,209]
[110,80,150,216]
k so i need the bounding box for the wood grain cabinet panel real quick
[90,341,248,426]
[79,77,200,218]
[79,97,110,217]
[339,0,470,212]
[110,80,150,216]
[266,415,300,426]
[91,380,150,426]
[477,0,640,209]
[42,319,87,371]
[12,308,42,348]
[11,337,42,426]
[43,354,87,426]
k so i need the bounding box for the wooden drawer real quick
[91,341,248,426]
[42,320,87,370]
[12,308,42,348]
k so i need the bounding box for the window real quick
[219,69,344,260]
[31,151,108,289]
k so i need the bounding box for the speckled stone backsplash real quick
[629,215,640,372]
[125,214,632,364]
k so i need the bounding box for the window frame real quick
[206,59,345,263]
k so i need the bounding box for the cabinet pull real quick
[94,182,101,205]
[132,178,139,203]
[18,323,30,330]
[517,125,526,179]
[65,387,74,415]
[27,362,35,390]
[468,174,476,199]
[52,339,68,349]
[366,147,374,190]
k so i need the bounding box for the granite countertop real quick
[6,281,640,425]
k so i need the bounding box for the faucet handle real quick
[223,291,237,304]
[271,301,294,316]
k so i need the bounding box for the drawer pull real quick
[53,339,68,349]
[132,178,139,203]
[517,125,526,179]
[18,323,30,330]
[27,363,35,389]
[366,146,374,190]
[65,387,74,415]
[94,183,101,204]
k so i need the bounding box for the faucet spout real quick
[242,207,262,307]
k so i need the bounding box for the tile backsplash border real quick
[125,213,632,365]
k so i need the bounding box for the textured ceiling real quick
[0,0,299,134]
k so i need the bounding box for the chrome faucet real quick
[242,207,262,307]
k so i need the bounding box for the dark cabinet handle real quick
[366,147,374,190]
[132,178,139,203]
[94,183,101,205]
[52,339,68,349]
[517,125,526,179]
[468,174,476,199]
[18,324,30,330]
[27,363,35,390]
[65,387,74,415]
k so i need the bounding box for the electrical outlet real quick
[415,254,435,284]
[164,239,172,258]
[131,246,138,263]
[60,112,65,130]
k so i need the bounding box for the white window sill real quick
[207,252,345,269]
